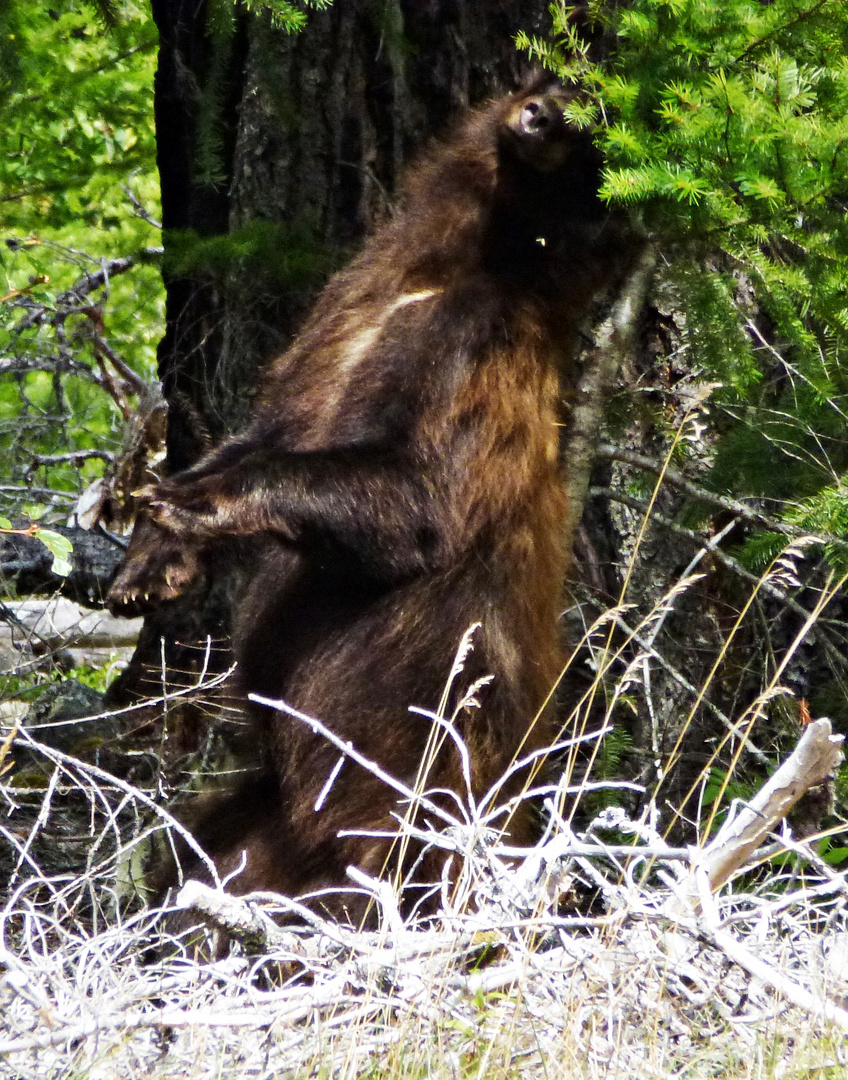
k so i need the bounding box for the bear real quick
[108,77,623,917]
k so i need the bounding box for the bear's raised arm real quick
[141,444,454,579]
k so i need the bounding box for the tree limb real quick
[667,718,844,916]
[592,487,848,674]
[595,443,804,539]
[0,525,125,605]
[15,248,163,331]
[561,246,656,557]
[700,718,843,894]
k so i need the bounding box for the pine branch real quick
[595,444,805,539]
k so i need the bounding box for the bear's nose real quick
[519,98,558,136]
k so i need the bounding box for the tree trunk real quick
[107,0,556,717]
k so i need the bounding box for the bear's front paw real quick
[107,516,202,616]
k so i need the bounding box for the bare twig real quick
[595,442,804,539]
[612,612,770,764]
[595,487,848,681]
[121,179,163,230]
[26,449,113,466]
[15,248,163,331]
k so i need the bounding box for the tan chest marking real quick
[310,289,441,444]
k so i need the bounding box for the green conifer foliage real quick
[522,1,848,559]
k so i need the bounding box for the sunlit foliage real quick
[521,1,848,561]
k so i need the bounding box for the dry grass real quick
[0,690,847,1077]
[2,523,848,1078]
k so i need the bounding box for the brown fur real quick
[109,81,623,915]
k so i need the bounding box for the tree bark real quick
[108,0,556,713]
[150,0,249,466]
[0,526,124,605]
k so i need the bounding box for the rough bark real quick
[109,0,557,712]
[150,0,249,464]
[216,0,558,425]
[0,526,125,606]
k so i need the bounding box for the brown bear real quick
[109,78,622,916]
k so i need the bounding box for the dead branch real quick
[26,450,113,467]
[694,862,848,1033]
[595,443,805,539]
[667,718,844,917]
[2,711,847,1072]
[595,486,848,686]
[15,248,163,331]
[0,597,141,650]
[612,613,770,764]
[0,524,125,605]
[700,718,843,893]
[174,881,299,953]
[561,246,656,556]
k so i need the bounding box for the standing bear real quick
[109,78,622,915]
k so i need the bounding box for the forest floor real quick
[0,689,846,1080]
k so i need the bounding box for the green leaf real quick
[822,846,848,867]
[37,529,74,578]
